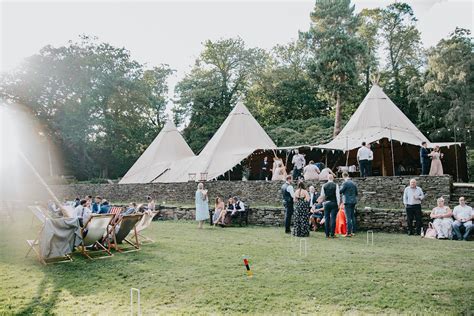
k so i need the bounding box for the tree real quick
[0,36,174,179]
[245,40,326,127]
[379,2,422,122]
[302,0,365,137]
[357,8,382,93]
[173,38,266,152]
[409,28,473,145]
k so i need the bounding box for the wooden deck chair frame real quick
[107,214,143,253]
[25,206,73,265]
[78,214,115,259]
[130,211,158,244]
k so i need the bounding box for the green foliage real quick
[267,117,334,146]
[468,149,474,182]
[378,2,422,122]
[409,28,473,147]
[0,36,174,180]
[245,41,326,127]
[173,38,267,152]
[302,0,366,136]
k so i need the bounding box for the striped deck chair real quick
[78,214,115,259]
[108,206,123,225]
[130,211,158,244]
[26,206,73,264]
[108,214,143,253]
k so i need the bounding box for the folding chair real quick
[130,211,158,244]
[26,206,73,265]
[78,214,115,259]
[107,214,143,253]
[108,206,123,224]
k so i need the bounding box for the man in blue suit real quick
[340,172,358,237]
[420,142,430,175]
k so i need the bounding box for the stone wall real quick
[51,175,452,209]
[154,205,430,233]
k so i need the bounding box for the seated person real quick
[430,197,453,239]
[452,196,473,241]
[213,197,226,226]
[318,165,336,181]
[304,161,320,181]
[310,196,324,231]
[230,196,245,217]
[98,200,111,214]
[74,199,91,227]
[91,196,103,213]
[123,202,137,215]
[136,204,148,213]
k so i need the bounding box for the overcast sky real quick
[1,0,472,96]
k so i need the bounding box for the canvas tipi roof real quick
[318,84,430,151]
[154,102,277,182]
[119,120,195,184]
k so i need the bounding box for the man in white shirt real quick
[291,149,306,180]
[357,142,371,177]
[403,179,425,235]
[74,199,91,227]
[452,196,473,241]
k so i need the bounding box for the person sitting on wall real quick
[304,161,320,181]
[91,196,102,213]
[452,197,473,241]
[429,197,453,239]
[74,199,91,227]
[230,196,246,220]
[318,164,337,181]
[213,197,226,226]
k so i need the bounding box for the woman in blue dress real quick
[195,182,209,229]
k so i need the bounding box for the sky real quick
[1,0,473,99]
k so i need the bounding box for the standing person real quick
[420,142,430,175]
[339,172,358,237]
[357,142,371,177]
[292,181,311,237]
[260,156,270,181]
[291,149,306,180]
[320,174,340,238]
[430,197,453,239]
[271,158,287,181]
[281,175,295,234]
[428,146,444,176]
[146,196,156,211]
[452,197,473,241]
[366,143,373,176]
[403,179,425,235]
[195,183,209,229]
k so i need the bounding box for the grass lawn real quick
[0,213,473,315]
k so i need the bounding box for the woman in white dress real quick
[272,158,287,181]
[430,197,453,239]
[212,197,226,226]
[195,182,209,229]
[303,160,320,181]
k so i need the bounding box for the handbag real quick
[424,222,437,239]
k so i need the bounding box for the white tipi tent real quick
[318,84,429,151]
[119,120,195,184]
[154,102,277,182]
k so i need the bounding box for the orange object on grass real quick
[335,204,347,235]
